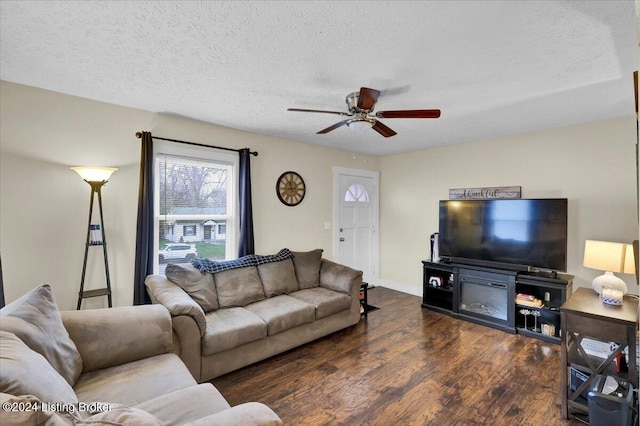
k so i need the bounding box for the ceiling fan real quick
[287,87,441,138]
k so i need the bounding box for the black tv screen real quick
[438,198,567,271]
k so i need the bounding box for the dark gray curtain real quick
[0,254,4,308]
[133,132,154,305]
[238,148,255,257]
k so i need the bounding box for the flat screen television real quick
[438,198,568,271]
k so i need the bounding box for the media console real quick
[422,260,573,343]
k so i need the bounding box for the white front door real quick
[333,167,379,284]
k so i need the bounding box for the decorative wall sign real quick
[449,186,521,200]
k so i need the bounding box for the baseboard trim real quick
[376,280,421,297]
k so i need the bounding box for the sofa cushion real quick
[202,308,267,356]
[79,404,163,425]
[0,284,83,386]
[215,266,265,308]
[245,295,315,336]
[289,287,352,319]
[292,249,323,289]
[0,331,78,405]
[0,393,69,426]
[187,403,284,426]
[0,393,163,426]
[257,258,299,297]
[165,263,219,312]
[73,353,196,406]
[135,383,231,426]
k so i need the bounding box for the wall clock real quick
[276,171,306,206]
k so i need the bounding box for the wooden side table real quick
[560,287,638,420]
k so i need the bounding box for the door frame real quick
[332,166,380,285]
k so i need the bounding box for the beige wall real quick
[0,81,380,309]
[2,81,638,310]
[379,117,639,296]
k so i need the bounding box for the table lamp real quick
[583,240,636,303]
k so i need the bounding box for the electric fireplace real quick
[457,267,516,333]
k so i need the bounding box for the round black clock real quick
[276,171,306,206]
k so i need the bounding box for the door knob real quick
[339,238,345,242]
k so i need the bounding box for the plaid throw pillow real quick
[255,248,293,265]
[192,249,293,274]
[192,255,257,274]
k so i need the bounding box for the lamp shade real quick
[347,120,374,134]
[583,239,634,296]
[583,240,628,273]
[622,243,636,275]
[71,167,117,182]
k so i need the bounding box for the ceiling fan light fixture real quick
[288,86,440,138]
[347,119,374,134]
[345,92,360,112]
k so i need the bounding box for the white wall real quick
[0,81,380,309]
[378,117,639,296]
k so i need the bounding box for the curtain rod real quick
[135,132,258,156]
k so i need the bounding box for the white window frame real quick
[153,141,239,273]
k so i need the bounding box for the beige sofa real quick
[145,249,363,383]
[0,285,282,425]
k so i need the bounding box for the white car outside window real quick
[158,244,197,262]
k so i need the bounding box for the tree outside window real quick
[154,152,236,273]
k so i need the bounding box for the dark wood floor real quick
[212,287,583,425]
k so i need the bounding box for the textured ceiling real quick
[1,1,638,156]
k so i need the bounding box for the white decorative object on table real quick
[600,287,624,306]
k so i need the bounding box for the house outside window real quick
[154,142,238,273]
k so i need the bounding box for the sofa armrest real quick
[172,315,203,382]
[185,402,283,426]
[319,259,363,295]
[145,274,207,337]
[61,304,172,373]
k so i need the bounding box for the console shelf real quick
[515,273,572,343]
[421,261,456,316]
[421,260,573,344]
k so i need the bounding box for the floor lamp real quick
[71,166,117,309]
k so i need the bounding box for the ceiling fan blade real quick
[357,87,380,111]
[288,108,351,116]
[372,120,397,138]
[376,109,441,119]
[317,120,350,134]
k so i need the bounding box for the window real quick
[344,183,369,202]
[154,143,238,273]
[183,225,196,237]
